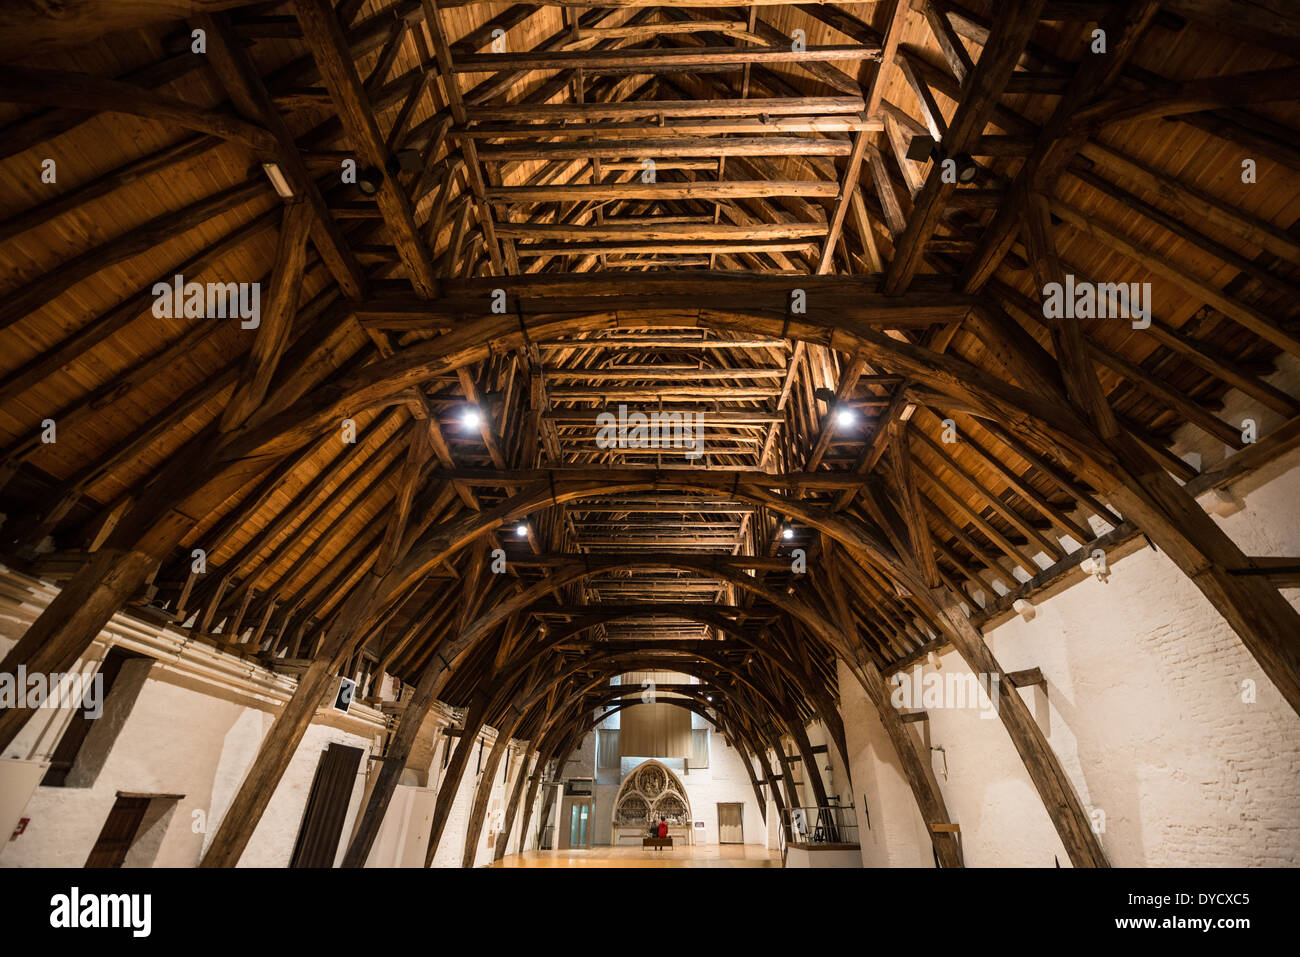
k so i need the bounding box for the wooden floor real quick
[489,844,781,868]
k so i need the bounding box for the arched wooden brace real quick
[284,546,961,868]
[419,649,548,867]
[0,297,1068,740]
[493,745,539,862]
[0,1,271,61]
[461,705,528,868]
[205,477,1068,866]
[502,652,821,783]
[475,613,832,738]
[783,710,835,811]
[494,666,799,855]
[500,665,574,859]
[511,737,564,858]
[501,651,830,841]
[209,297,1299,714]
[341,553,511,868]
[706,708,773,826]
[370,532,1079,864]
[538,659,819,773]
[340,600,826,868]
[531,728,587,848]
[422,689,490,868]
[418,617,545,866]
[414,597,854,781]
[13,279,1292,767]
[818,538,964,865]
[9,292,1217,867]
[539,694,776,839]
[468,629,844,777]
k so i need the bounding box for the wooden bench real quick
[642,836,673,849]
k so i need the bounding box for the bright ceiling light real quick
[462,406,481,430]
[515,522,529,538]
[781,526,794,540]
[835,407,856,428]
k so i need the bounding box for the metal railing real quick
[778,801,860,848]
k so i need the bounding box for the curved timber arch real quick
[332,488,1097,856]
[452,605,840,718]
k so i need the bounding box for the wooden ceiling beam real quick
[0,0,264,61]
[466,95,865,123]
[293,0,441,297]
[452,44,881,73]
[487,181,839,202]
[500,222,826,242]
[0,65,277,153]
[0,179,267,335]
[461,116,878,137]
[883,0,1048,295]
[479,137,856,160]
[956,1,1160,293]
[219,202,314,432]
[515,240,819,256]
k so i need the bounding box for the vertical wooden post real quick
[341,652,448,867]
[423,693,488,866]
[461,708,523,867]
[494,749,535,861]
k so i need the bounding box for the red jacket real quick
[657,822,668,838]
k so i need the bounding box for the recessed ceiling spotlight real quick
[357,165,385,196]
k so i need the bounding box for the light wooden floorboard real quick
[488,844,781,868]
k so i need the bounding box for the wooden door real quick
[289,743,364,867]
[717,802,744,844]
[85,795,150,867]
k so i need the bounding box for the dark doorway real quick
[84,795,151,868]
[289,743,364,868]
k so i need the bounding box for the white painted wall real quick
[0,650,375,868]
[837,446,1300,867]
[0,569,530,870]
[836,660,934,868]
